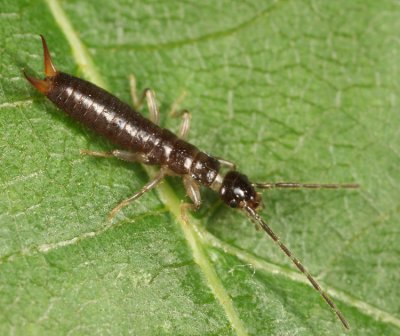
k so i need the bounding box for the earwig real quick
[25,35,359,329]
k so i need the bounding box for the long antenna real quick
[253,182,359,190]
[243,205,350,329]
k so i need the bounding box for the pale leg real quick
[178,110,191,140]
[80,149,149,164]
[216,157,236,170]
[169,91,187,117]
[108,169,167,220]
[129,74,159,124]
[180,176,201,224]
[167,91,191,140]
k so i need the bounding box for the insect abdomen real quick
[46,72,220,185]
[47,72,151,148]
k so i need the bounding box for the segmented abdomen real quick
[46,72,220,186]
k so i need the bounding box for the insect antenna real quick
[252,182,359,190]
[243,204,350,329]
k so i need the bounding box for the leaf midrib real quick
[37,0,400,333]
[44,0,249,335]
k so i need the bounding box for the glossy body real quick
[47,72,220,187]
[24,36,358,329]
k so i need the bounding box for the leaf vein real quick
[43,1,250,334]
[200,228,400,329]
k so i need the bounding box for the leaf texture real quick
[1,0,399,335]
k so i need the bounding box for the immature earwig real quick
[25,35,358,329]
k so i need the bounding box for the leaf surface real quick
[1,0,399,335]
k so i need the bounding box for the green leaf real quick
[1,0,399,335]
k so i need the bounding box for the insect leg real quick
[167,90,190,139]
[80,149,149,163]
[183,176,201,207]
[169,91,187,117]
[129,74,140,108]
[129,75,159,124]
[108,168,167,220]
[178,110,191,140]
[180,176,201,224]
[216,157,236,170]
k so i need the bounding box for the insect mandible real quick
[24,35,359,329]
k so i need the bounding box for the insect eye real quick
[229,199,238,208]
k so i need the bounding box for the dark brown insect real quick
[25,35,358,329]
